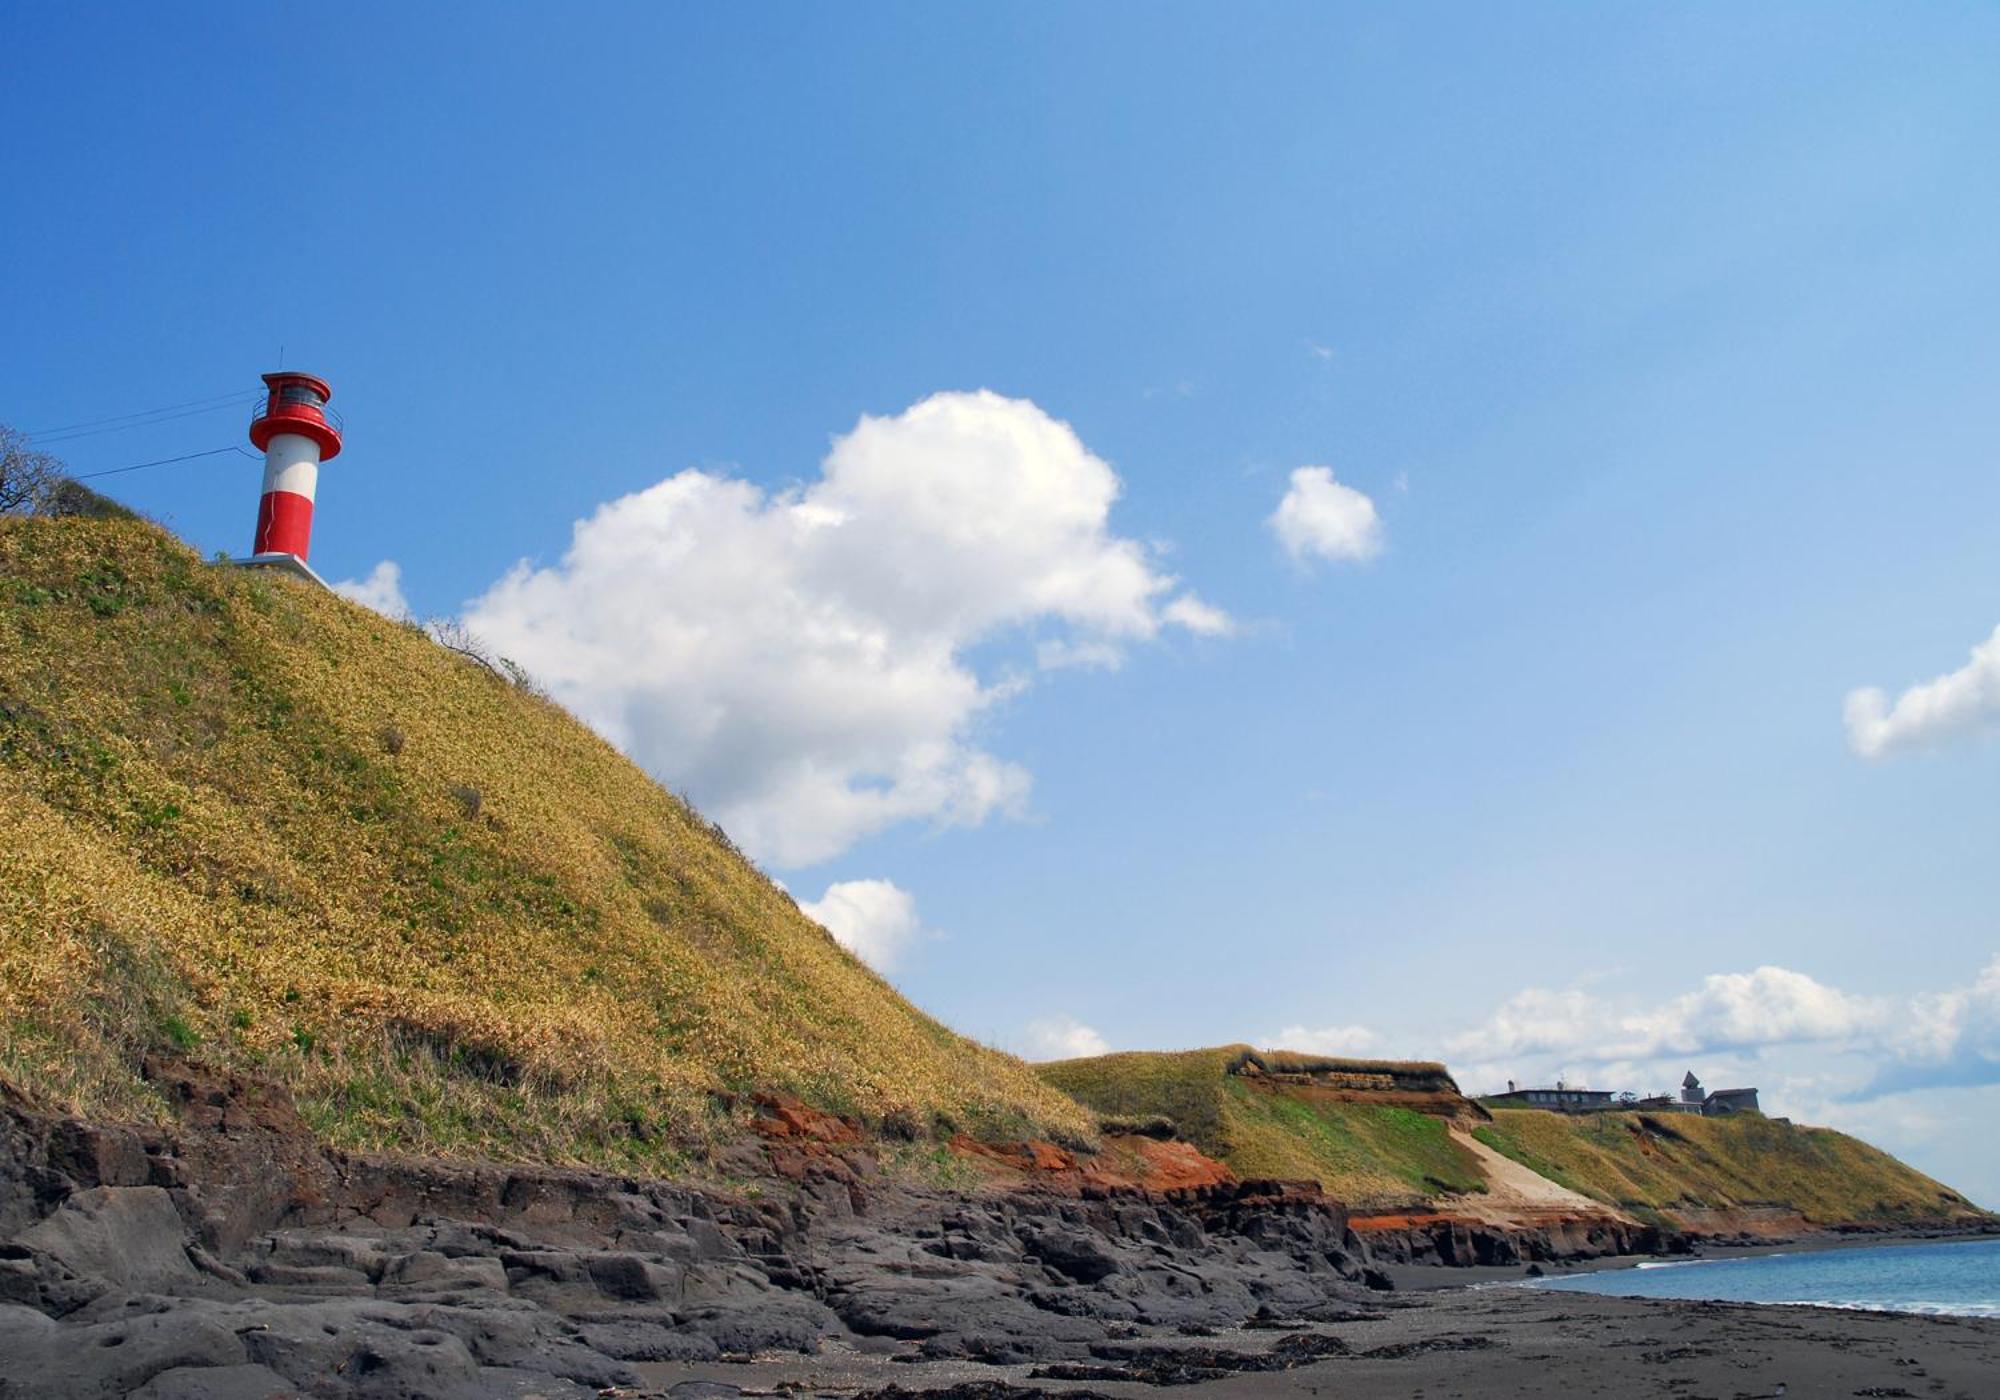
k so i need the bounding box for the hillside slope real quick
[0,514,1091,1168]
[1042,1047,1990,1230]
[1040,1046,1489,1208]
[1476,1108,1986,1231]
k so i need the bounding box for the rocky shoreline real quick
[2,1064,1993,1398]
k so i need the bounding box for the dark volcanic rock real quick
[0,1066,1574,1397]
[855,1387,1114,1400]
[577,1315,723,1362]
[1018,1225,1122,1283]
[1357,1213,1681,1268]
[126,1365,304,1400]
[16,1186,200,1293]
[1359,1333,1496,1359]
[0,1305,248,1400]
[1032,1330,1353,1384]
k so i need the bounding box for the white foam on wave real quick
[1633,1258,1714,1271]
[1774,1298,2000,1319]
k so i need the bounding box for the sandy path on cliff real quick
[1444,1123,1635,1223]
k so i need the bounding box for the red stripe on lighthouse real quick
[254,490,315,560]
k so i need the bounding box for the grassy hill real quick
[0,513,1091,1169]
[1475,1108,1987,1230]
[1039,1046,1488,1207]
[1041,1047,1992,1228]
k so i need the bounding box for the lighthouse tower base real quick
[228,552,331,590]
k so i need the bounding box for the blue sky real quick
[5,5,1998,1202]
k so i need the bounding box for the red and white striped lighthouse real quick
[248,371,342,564]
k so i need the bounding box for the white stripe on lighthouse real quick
[261,433,321,503]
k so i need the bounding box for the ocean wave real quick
[1771,1298,2000,1319]
[1633,1258,1714,1271]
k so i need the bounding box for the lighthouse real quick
[244,371,342,579]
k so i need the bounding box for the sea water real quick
[1527,1237,2000,1317]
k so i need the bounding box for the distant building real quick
[1702,1086,1760,1115]
[1479,1082,1617,1113]
[1680,1071,1760,1115]
[1482,1069,1758,1118]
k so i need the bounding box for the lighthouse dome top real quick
[263,370,334,401]
[250,370,342,460]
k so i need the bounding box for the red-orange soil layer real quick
[747,1093,1236,1196]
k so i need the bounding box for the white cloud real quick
[1023,1015,1111,1061]
[1272,1023,1381,1056]
[1868,955,2000,1096]
[1845,624,2000,758]
[1163,593,1235,636]
[1443,960,2000,1107]
[1269,466,1384,566]
[1445,986,1613,1064]
[463,390,1225,867]
[1434,961,2000,1208]
[332,560,411,620]
[798,877,927,972]
[1035,639,1126,672]
[1625,967,1888,1058]
[1447,966,1886,1069]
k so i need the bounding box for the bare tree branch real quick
[423,617,549,698]
[0,426,63,515]
[425,617,508,680]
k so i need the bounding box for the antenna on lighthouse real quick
[234,371,342,587]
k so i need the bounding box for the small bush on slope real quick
[0,515,1091,1167]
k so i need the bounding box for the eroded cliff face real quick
[1043,1046,1997,1257]
[0,1063,1395,1399]
[1041,1045,1655,1255]
[1229,1050,1474,1116]
[1345,1118,1673,1267]
[15,1052,1987,1396]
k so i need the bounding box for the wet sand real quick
[636,1285,2000,1398]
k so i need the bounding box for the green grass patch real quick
[1040,1044,1484,1207]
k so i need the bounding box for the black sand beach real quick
[637,1286,2000,1398]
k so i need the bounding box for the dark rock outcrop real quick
[1354,1212,1686,1267]
[0,1065,1388,1397]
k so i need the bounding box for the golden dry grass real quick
[1038,1045,1486,1207]
[1039,1048,1990,1222]
[1250,1050,1455,1081]
[0,515,1093,1168]
[1475,1109,1989,1228]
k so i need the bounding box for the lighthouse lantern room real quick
[240,370,342,584]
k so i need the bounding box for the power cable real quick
[70,446,261,482]
[31,396,265,447]
[24,389,258,439]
